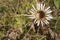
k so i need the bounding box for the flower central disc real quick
[38,11,45,19]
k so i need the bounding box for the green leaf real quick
[54,0,60,9]
[14,15,27,33]
[0,7,4,13]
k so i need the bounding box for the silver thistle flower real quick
[29,2,53,26]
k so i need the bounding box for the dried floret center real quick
[38,11,45,19]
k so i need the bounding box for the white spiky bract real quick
[29,2,53,26]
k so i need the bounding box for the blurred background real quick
[0,0,60,40]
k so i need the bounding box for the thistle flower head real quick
[29,2,53,26]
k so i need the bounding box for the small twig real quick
[48,28,55,38]
[21,25,33,40]
[54,16,60,30]
[39,36,46,40]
